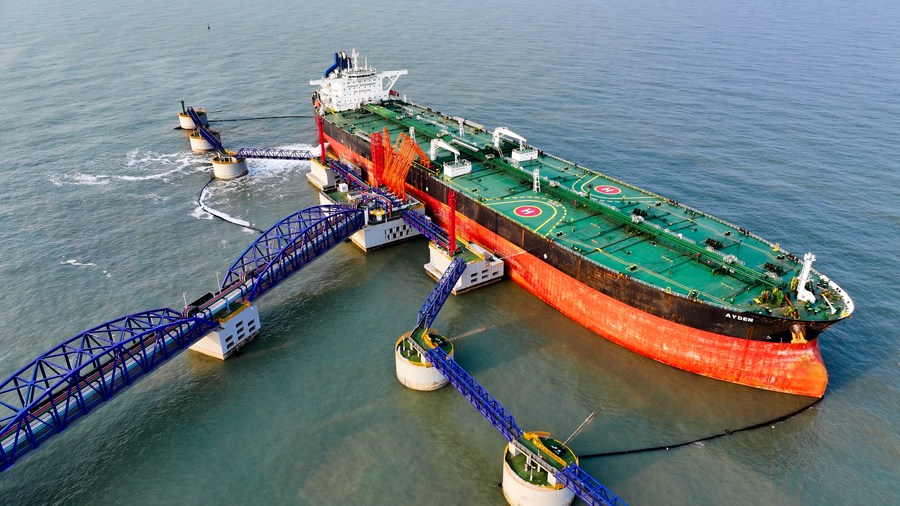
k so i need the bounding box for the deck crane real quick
[492,126,528,151]
[431,137,472,177]
[430,138,461,162]
[492,126,539,164]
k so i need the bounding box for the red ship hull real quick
[324,133,828,398]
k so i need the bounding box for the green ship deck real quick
[326,101,849,321]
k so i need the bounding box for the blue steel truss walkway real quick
[187,106,316,162]
[188,107,225,153]
[234,147,316,160]
[0,309,217,470]
[409,258,626,505]
[0,205,365,471]
[221,205,364,302]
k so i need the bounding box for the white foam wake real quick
[60,259,96,267]
[60,258,112,278]
[48,151,204,186]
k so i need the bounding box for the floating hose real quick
[196,177,264,233]
[578,398,820,460]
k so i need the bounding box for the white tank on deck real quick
[178,107,208,129]
[212,154,248,180]
[394,332,453,391]
[189,129,220,153]
[502,439,576,506]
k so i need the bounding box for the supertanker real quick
[309,50,854,397]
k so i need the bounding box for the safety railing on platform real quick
[556,463,627,506]
[402,209,449,251]
[329,160,369,192]
[328,160,404,215]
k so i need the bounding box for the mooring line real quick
[210,115,312,122]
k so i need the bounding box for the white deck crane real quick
[492,127,538,164]
[431,138,472,178]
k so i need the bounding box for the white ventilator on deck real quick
[533,168,541,193]
[431,138,471,177]
[796,252,817,303]
[309,49,407,112]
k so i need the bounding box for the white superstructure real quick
[310,49,406,112]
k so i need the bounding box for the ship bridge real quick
[310,49,407,113]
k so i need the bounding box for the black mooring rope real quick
[210,115,312,122]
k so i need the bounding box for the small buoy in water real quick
[178,106,208,130]
[212,154,248,180]
[189,129,220,153]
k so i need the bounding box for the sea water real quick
[0,0,897,503]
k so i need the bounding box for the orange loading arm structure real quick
[379,127,430,200]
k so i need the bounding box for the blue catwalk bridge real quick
[409,258,626,505]
[187,107,316,161]
[234,147,316,161]
[0,205,364,471]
